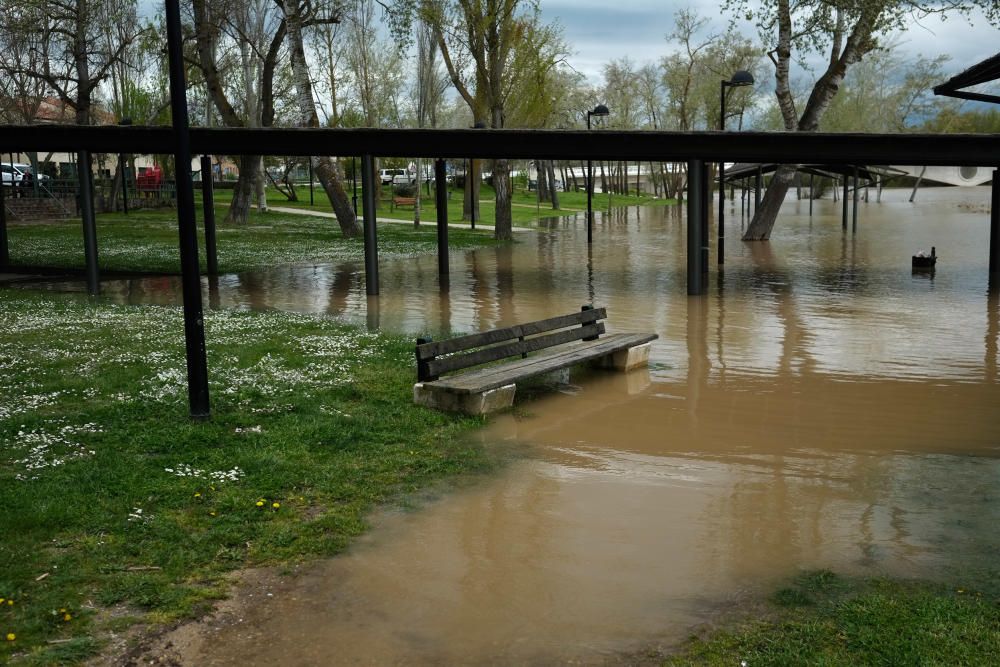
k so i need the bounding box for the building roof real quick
[933,52,1000,105]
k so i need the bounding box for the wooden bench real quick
[391,195,416,210]
[413,306,657,415]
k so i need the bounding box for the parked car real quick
[2,162,50,184]
[379,168,406,185]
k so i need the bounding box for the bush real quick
[393,183,416,197]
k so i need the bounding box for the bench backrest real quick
[416,306,606,381]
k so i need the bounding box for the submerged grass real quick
[0,291,494,664]
[5,207,502,275]
[664,570,1000,666]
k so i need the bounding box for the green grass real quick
[664,570,1000,666]
[214,182,673,227]
[5,208,502,275]
[0,292,496,664]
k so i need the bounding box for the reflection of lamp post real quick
[469,121,485,229]
[718,71,753,264]
[118,118,132,215]
[586,104,609,244]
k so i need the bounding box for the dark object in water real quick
[912,246,937,269]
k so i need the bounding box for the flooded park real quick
[10,185,999,663]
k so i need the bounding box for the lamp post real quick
[586,103,609,244]
[718,70,754,265]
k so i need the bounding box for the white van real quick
[379,168,406,184]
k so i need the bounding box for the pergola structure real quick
[0,4,997,420]
[933,52,1000,105]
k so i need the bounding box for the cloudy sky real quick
[539,0,998,86]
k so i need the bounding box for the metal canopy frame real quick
[1,125,999,166]
[933,52,1000,105]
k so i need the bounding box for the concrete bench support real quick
[591,341,652,372]
[414,382,516,416]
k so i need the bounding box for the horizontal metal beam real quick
[2,125,998,166]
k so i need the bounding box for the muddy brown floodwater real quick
[28,188,1000,664]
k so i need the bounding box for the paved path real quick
[266,205,534,233]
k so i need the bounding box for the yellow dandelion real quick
[6,599,12,606]
[194,492,202,498]
[5,633,14,642]
[59,608,67,614]
[271,502,280,509]
[63,613,72,622]
[255,500,265,507]
[209,511,217,517]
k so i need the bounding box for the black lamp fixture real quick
[718,71,754,265]
[586,103,610,244]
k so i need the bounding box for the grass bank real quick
[663,570,1000,665]
[0,292,494,664]
[4,208,502,275]
[207,182,673,227]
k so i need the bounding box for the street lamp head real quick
[589,103,610,117]
[726,70,754,87]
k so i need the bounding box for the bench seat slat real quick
[417,307,606,361]
[427,322,605,377]
[423,333,657,394]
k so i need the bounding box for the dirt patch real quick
[95,566,305,667]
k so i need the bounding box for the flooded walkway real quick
[20,188,1000,664]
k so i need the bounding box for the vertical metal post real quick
[701,161,710,275]
[755,167,762,211]
[852,166,859,233]
[351,157,357,215]
[200,155,218,275]
[809,174,814,216]
[434,158,449,279]
[78,150,100,296]
[361,153,379,295]
[990,170,999,289]
[718,159,725,265]
[687,159,705,296]
[165,0,210,419]
[842,175,849,230]
[118,153,129,215]
[0,171,7,268]
[586,158,593,243]
[309,159,314,206]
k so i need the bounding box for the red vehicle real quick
[136,165,163,195]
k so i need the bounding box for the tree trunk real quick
[226,155,257,224]
[493,158,512,240]
[283,0,360,237]
[742,165,796,240]
[414,157,422,227]
[537,159,550,202]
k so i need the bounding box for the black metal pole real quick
[755,167,762,212]
[701,160,710,275]
[719,81,726,266]
[852,166,859,233]
[687,159,705,295]
[0,171,8,268]
[586,111,593,244]
[309,159,314,206]
[842,175,849,230]
[351,157,357,215]
[809,174,814,216]
[78,150,100,296]
[361,153,379,295]
[165,0,210,419]
[118,153,129,215]
[200,155,218,275]
[990,169,999,289]
[435,158,449,279]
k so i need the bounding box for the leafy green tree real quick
[726,0,1000,240]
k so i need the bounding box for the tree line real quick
[0,0,995,241]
